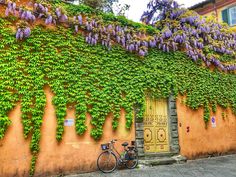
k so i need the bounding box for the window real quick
[222,5,236,26]
[229,6,236,26]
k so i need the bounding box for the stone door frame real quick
[135,95,180,156]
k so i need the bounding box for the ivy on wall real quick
[0,15,236,175]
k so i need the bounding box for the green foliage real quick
[219,54,236,64]
[212,101,217,113]
[221,112,228,120]
[30,155,37,176]
[76,0,129,15]
[79,0,105,10]
[0,16,236,175]
[59,1,158,34]
[59,3,95,15]
[204,101,210,123]
[0,117,11,139]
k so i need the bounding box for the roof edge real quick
[189,0,214,10]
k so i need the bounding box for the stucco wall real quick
[0,87,135,177]
[177,96,236,159]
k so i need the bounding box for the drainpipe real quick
[212,0,219,22]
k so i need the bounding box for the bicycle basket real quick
[101,144,109,150]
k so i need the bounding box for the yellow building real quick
[189,0,236,30]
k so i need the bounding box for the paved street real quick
[67,154,236,177]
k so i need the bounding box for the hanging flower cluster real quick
[5,0,16,16]
[82,18,150,55]
[55,7,68,23]
[33,2,57,25]
[72,15,83,33]
[18,8,36,22]
[141,0,236,71]
[16,20,31,40]
[45,13,54,25]
[33,2,48,18]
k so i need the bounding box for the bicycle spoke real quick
[97,151,117,173]
[125,151,138,169]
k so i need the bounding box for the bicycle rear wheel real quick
[124,150,138,169]
[97,151,117,173]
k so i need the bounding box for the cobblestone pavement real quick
[67,154,236,177]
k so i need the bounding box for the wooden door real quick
[143,98,170,153]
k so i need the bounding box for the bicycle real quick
[97,139,139,173]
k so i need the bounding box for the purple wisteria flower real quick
[16,21,31,40]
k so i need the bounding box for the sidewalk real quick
[67,154,236,177]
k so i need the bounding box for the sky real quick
[118,0,204,22]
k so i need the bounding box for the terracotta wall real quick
[1,2,135,176]
[177,96,236,159]
[0,87,135,177]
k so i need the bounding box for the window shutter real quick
[222,9,229,24]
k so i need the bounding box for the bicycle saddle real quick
[122,142,129,147]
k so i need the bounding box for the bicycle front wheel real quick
[97,151,117,173]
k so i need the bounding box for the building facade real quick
[189,0,236,30]
[0,1,236,176]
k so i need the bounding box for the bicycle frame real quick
[108,142,123,161]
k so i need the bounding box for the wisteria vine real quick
[3,0,236,71]
[141,0,236,71]
[1,1,236,176]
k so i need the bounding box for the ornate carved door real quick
[143,98,170,153]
